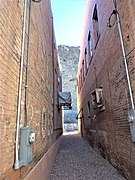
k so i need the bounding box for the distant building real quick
[77,0,135,179]
[0,0,62,179]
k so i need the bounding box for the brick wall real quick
[77,0,135,179]
[0,0,62,179]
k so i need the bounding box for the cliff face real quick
[58,45,80,131]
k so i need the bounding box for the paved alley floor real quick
[49,132,126,180]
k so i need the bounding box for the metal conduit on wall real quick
[116,13,135,142]
[108,0,135,141]
[14,0,42,169]
[113,2,135,142]
[25,0,32,127]
[108,1,135,110]
[112,0,135,110]
[117,14,135,110]
[14,0,28,169]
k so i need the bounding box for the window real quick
[78,75,81,92]
[80,69,83,87]
[88,31,93,58]
[85,48,88,73]
[87,101,91,118]
[82,60,85,82]
[93,4,99,45]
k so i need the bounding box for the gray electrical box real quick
[128,109,135,142]
[19,127,35,166]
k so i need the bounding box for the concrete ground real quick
[49,132,126,180]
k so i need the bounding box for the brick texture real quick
[77,0,135,179]
[0,0,62,179]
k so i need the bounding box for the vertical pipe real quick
[14,0,28,169]
[25,0,32,126]
[116,13,135,110]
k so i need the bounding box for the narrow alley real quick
[49,133,125,180]
[1,0,135,179]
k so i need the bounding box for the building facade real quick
[0,0,62,179]
[77,0,135,179]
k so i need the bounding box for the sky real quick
[51,0,87,47]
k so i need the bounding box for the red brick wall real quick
[0,0,62,179]
[77,0,135,179]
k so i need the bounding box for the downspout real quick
[25,0,32,126]
[14,0,28,169]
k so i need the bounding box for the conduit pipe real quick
[14,0,28,169]
[108,6,135,110]
[116,12,135,142]
[25,0,32,126]
[116,13,135,110]
[108,2,135,140]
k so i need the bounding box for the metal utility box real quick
[91,88,105,111]
[128,109,135,142]
[19,127,35,166]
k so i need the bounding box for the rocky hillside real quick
[58,45,80,129]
